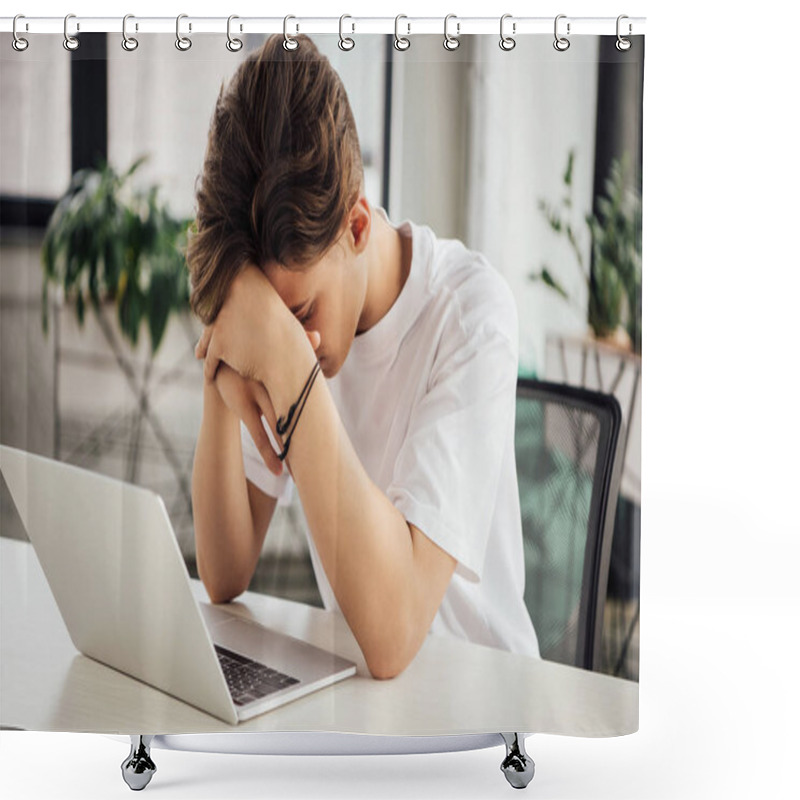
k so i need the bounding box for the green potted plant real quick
[41,157,192,354]
[531,149,642,354]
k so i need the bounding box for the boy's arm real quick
[197,266,458,678]
[297,442,457,682]
[192,370,279,603]
[268,354,457,680]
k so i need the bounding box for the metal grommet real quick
[226,15,243,52]
[443,14,460,51]
[394,15,410,51]
[175,14,192,51]
[616,14,632,51]
[338,14,355,51]
[63,13,80,51]
[122,14,138,51]
[553,14,570,52]
[283,15,298,51]
[12,14,29,52]
[499,13,516,51]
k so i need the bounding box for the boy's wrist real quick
[259,319,319,418]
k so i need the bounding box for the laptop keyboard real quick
[214,645,301,706]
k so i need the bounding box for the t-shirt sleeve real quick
[386,281,518,584]
[240,418,294,505]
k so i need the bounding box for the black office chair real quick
[515,378,625,672]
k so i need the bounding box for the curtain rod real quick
[1,16,646,37]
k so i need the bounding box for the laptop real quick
[0,444,356,725]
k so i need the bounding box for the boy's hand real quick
[194,263,320,387]
[213,363,283,476]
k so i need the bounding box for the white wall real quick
[465,36,600,376]
[390,35,600,376]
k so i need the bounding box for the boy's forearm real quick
[273,366,428,677]
[192,382,261,602]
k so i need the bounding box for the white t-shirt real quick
[241,208,540,658]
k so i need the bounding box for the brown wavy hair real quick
[187,35,364,325]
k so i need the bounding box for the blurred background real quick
[0,32,641,680]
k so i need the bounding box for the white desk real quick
[1,537,637,737]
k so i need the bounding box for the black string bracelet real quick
[276,359,321,436]
[276,360,321,462]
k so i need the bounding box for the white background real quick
[2,1,799,798]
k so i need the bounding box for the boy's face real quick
[264,235,367,380]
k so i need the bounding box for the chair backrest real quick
[515,378,625,671]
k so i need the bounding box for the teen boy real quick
[189,35,539,679]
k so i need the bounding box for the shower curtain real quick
[0,14,643,788]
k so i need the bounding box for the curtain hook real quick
[175,14,192,51]
[616,15,632,51]
[554,14,570,51]
[443,14,460,51]
[283,15,299,51]
[226,15,243,52]
[338,14,355,51]
[499,14,516,51]
[63,14,80,51]
[394,14,410,51]
[12,14,29,52]
[122,14,139,51]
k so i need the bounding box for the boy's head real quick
[187,34,368,377]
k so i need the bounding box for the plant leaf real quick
[147,268,175,354]
[118,278,144,348]
[40,156,194,351]
[540,268,570,300]
[564,149,575,187]
[41,283,49,335]
[76,290,85,326]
